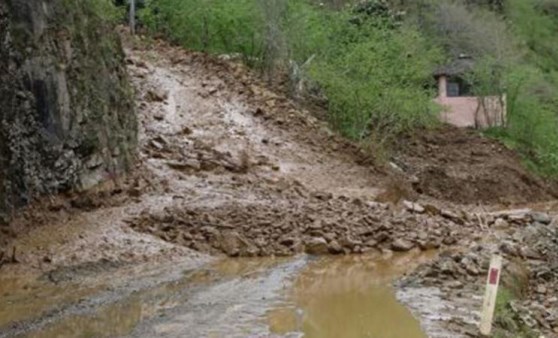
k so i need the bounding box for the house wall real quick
[435,76,506,128]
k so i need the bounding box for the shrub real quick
[90,0,126,24]
[486,64,558,176]
[140,0,264,64]
[309,21,442,147]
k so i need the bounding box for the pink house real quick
[434,57,506,128]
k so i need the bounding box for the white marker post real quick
[479,255,503,336]
[129,0,136,35]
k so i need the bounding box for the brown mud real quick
[394,126,558,205]
[0,32,558,338]
[2,33,556,265]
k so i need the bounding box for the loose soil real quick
[394,126,558,205]
[1,31,558,338]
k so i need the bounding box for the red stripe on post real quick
[489,268,499,285]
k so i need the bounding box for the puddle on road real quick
[268,252,433,338]
[0,275,104,329]
[7,252,434,338]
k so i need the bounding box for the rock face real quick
[0,0,137,220]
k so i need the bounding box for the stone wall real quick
[0,0,137,222]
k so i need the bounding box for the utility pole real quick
[129,0,136,35]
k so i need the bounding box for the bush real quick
[140,0,265,65]
[90,0,126,24]
[484,64,558,176]
[309,20,442,146]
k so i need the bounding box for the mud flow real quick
[1,252,432,338]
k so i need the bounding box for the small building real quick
[434,57,506,128]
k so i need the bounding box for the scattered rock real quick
[219,231,246,257]
[305,237,329,255]
[391,239,415,252]
[423,204,440,215]
[493,218,509,229]
[441,209,463,224]
[146,89,169,102]
[403,200,425,214]
[328,240,343,254]
[530,212,552,225]
[166,159,201,171]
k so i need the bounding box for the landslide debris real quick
[399,209,558,337]
[123,38,496,258]
[393,127,558,205]
[128,197,477,257]
[123,36,558,263]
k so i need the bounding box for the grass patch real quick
[492,287,538,338]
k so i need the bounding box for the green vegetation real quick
[308,22,441,147]
[90,0,126,24]
[493,287,538,338]
[497,0,558,176]
[131,0,558,175]
[139,0,263,61]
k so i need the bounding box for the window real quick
[446,76,473,97]
[447,82,460,97]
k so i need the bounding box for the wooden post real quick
[129,0,136,35]
[480,255,503,336]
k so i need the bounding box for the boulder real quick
[530,212,552,225]
[146,89,169,102]
[305,237,329,255]
[423,204,441,215]
[493,218,509,229]
[328,240,343,254]
[403,200,425,214]
[219,231,250,257]
[391,239,415,252]
[340,236,361,250]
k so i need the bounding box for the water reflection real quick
[269,252,433,338]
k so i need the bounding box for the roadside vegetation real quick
[103,0,558,176]
[493,287,538,338]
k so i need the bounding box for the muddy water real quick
[268,253,432,338]
[0,275,105,329]
[5,252,433,338]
